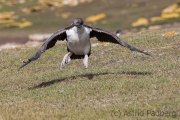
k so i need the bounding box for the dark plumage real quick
[19,18,150,70]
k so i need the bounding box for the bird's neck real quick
[75,26,84,33]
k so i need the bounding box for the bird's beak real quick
[75,24,82,28]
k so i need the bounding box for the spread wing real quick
[19,29,67,70]
[87,26,150,56]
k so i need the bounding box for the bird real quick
[19,18,150,70]
[116,29,122,37]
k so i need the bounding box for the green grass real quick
[0,27,180,120]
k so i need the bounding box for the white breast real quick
[66,26,92,55]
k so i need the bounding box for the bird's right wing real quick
[19,29,67,70]
[87,26,150,56]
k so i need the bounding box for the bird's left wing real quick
[87,26,150,56]
[19,29,67,70]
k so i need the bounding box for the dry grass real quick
[0,27,180,120]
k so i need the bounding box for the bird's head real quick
[73,18,84,28]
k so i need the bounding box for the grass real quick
[0,27,180,119]
[1,0,180,37]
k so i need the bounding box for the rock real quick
[148,25,162,30]
[92,43,99,47]
[173,22,180,27]
[25,41,43,47]
[130,28,138,32]
[101,42,109,46]
[28,34,52,41]
[25,39,65,47]
[0,43,21,50]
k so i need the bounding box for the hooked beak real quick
[75,24,82,28]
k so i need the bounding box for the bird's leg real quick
[65,53,72,64]
[60,52,72,70]
[83,54,88,68]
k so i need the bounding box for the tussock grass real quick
[0,28,180,120]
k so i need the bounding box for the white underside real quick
[66,26,92,55]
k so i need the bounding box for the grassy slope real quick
[0,27,180,120]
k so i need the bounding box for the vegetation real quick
[0,0,180,119]
[0,0,180,37]
[0,27,180,119]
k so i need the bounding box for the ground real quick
[0,0,180,119]
[0,27,180,119]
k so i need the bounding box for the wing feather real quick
[19,29,68,70]
[87,26,150,55]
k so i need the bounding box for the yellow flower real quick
[2,21,32,28]
[86,13,106,22]
[150,16,165,22]
[162,3,178,14]
[18,21,32,28]
[175,8,180,13]
[61,12,71,19]
[0,12,16,19]
[22,6,42,14]
[0,19,14,24]
[161,13,179,19]
[131,18,148,27]
[163,31,176,36]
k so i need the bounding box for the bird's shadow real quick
[29,71,152,90]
